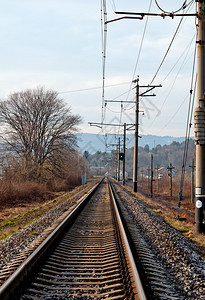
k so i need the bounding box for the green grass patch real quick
[153,209,162,214]
[30,231,39,236]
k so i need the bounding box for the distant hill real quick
[77,133,191,154]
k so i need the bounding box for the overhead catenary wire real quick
[150,1,194,85]
[148,47,196,137]
[146,32,196,132]
[58,81,131,95]
[97,0,196,151]
[150,16,184,85]
[156,92,189,135]
[117,0,153,136]
[161,34,196,85]
[154,0,194,14]
[105,0,194,135]
[126,0,153,101]
[109,0,116,12]
[179,35,197,196]
[100,0,194,117]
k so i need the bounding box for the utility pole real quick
[155,165,160,193]
[167,163,174,197]
[132,78,161,193]
[111,150,114,178]
[151,154,154,198]
[141,168,144,188]
[123,123,126,185]
[103,81,161,193]
[194,0,205,233]
[99,159,101,176]
[189,159,195,204]
[115,146,118,179]
[133,78,139,192]
[118,137,120,181]
[147,167,151,189]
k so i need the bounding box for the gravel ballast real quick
[0,180,204,299]
[0,183,97,283]
[113,181,205,299]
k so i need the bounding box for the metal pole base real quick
[134,181,137,192]
[195,222,204,234]
[195,198,204,233]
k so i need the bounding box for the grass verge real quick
[0,180,96,241]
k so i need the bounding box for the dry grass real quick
[0,180,48,202]
[138,175,195,216]
[139,174,192,197]
[0,179,97,241]
[124,180,205,257]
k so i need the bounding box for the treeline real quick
[86,139,196,177]
[126,139,195,176]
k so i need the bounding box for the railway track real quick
[0,178,198,299]
[0,179,146,300]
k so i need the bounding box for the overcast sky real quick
[0,0,197,138]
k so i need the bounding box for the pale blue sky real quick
[0,1,197,137]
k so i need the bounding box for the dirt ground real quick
[126,179,195,223]
[123,181,205,257]
[0,192,61,224]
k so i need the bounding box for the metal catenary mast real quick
[194,0,205,233]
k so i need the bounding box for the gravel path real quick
[113,181,205,299]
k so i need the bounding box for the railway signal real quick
[119,153,124,160]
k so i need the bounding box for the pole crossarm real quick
[132,83,162,97]
[105,99,136,104]
[105,10,197,25]
[115,11,197,19]
[89,122,134,127]
[139,85,162,96]
[105,16,143,24]
[105,85,162,105]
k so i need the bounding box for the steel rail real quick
[0,178,104,300]
[109,182,147,300]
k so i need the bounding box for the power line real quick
[154,34,196,138]
[109,0,116,12]
[161,34,196,85]
[156,93,189,135]
[126,0,153,100]
[145,33,196,133]
[103,1,194,120]
[154,0,193,14]
[106,106,124,114]
[117,0,153,135]
[150,1,195,85]
[179,34,197,195]
[58,81,131,95]
[150,16,184,85]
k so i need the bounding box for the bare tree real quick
[0,87,81,181]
